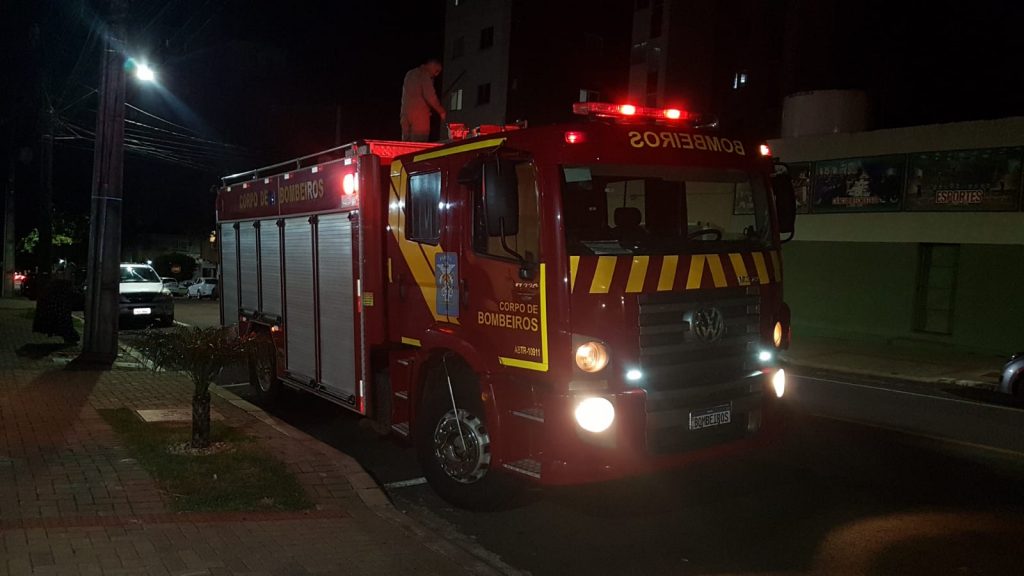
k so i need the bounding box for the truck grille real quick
[638,286,763,453]
[122,292,160,304]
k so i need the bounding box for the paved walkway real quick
[0,298,502,576]
[781,334,1009,388]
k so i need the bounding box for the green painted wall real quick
[783,241,1024,355]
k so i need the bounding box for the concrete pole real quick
[80,0,127,364]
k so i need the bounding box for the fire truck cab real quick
[217,103,796,508]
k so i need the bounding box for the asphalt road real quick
[171,301,1024,575]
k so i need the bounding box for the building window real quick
[450,89,463,111]
[408,171,442,244]
[476,83,491,106]
[453,36,465,59]
[650,0,664,38]
[732,71,749,90]
[914,243,959,334]
[480,26,494,50]
[646,70,659,96]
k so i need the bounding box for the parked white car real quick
[120,264,174,326]
[187,277,219,299]
[161,277,188,297]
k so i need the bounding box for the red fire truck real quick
[216,102,796,508]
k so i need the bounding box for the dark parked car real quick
[998,353,1024,398]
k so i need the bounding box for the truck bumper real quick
[514,370,783,486]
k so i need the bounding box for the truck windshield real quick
[561,165,772,255]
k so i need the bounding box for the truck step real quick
[503,459,542,479]
[391,422,410,437]
[511,407,544,423]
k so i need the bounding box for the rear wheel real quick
[415,358,519,510]
[248,338,282,403]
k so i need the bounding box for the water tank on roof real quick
[781,90,868,138]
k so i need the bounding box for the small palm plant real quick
[135,327,256,448]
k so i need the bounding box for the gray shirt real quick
[401,65,443,118]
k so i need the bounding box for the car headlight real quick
[575,341,609,373]
[574,397,615,433]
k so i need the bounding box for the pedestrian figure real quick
[32,272,79,344]
[401,58,446,142]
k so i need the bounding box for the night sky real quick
[2,0,1022,268]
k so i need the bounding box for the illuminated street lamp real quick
[135,63,156,83]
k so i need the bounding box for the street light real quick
[135,63,156,83]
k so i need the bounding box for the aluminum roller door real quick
[283,217,316,381]
[259,221,282,317]
[239,222,259,311]
[219,223,239,327]
[316,213,357,400]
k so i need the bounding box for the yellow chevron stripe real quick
[658,255,678,291]
[707,254,727,288]
[413,138,506,162]
[752,252,770,285]
[626,256,649,293]
[770,251,782,282]
[401,337,422,347]
[729,253,751,286]
[590,256,616,294]
[569,256,580,293]
[686,254,704,290]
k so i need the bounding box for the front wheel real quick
[415,359,520,510]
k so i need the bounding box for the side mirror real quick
[771,171,796,238]
[482,160,519,237]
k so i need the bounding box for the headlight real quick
[575,341,609,373]
[773,321,784,348]
[772,369,786,398]
[574,397,615,433]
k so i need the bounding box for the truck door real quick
[457,158,548,372]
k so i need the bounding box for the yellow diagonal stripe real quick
[770,251,782,281]
[626,256,649,293]
[686,255,705,290]
[658,255,678,291]
[413,138,506,162]
[729,253,751,286]
[752,252,770,285]
[590,256,616,294]
[569,256,580,293]
[707,254,727,288]
[388,161,446,322]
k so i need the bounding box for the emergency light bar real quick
[573,102,691,122]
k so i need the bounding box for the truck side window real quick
[473,162,540,262]
[408,171,442,244]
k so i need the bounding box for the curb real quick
[782,359,997,390]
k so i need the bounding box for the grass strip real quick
[100,408,313,512]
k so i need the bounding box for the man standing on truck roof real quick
[400,58,446,142]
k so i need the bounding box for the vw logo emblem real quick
[692,307,726,343]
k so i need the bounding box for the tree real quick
[135,327,259,448]
[152,252,197,280]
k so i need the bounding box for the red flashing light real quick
[759,144,771,157]
[564,131,586,144]
[573,101,690,122]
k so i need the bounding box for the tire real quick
[415,358,520,510]
[248,338,283,404]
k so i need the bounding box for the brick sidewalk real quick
[0,301,504,576]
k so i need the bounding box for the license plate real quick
[689,404,732,430]
[133,307,151,316]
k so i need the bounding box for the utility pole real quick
[80,0,127,365]
[2,158,15,297]
[38,107,54,275]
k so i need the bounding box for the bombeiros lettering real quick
[279,179,325,205]
[628,131,746,156]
